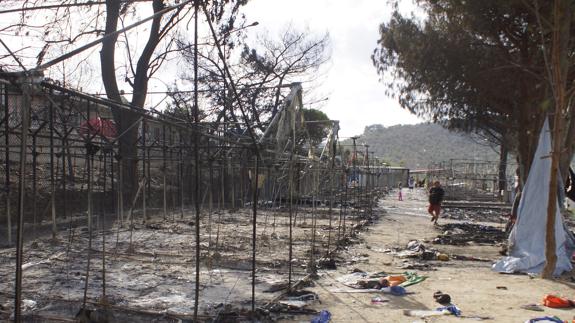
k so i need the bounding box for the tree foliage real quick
[174,25,331,134]
[301,108,330,147]
[372,0,575,183]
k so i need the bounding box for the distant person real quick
[398,182,403,201]
[428,181,445,224]
[408,176,415,190]
[416,178,425,188]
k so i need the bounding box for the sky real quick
[241,0,423,138]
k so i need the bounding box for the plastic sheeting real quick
[493,118,575,275]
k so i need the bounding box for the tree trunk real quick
[101,0,139,195]
[100,0,166,197]
[542,0,571,278]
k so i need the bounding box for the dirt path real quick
[297,188,575,323]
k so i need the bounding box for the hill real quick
[344,123,500,169]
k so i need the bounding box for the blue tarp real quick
[493,118,575,276]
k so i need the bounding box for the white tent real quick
[493,118,575,276]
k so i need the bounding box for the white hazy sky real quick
[242,0,423,137]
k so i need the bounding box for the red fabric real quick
[542,294,574,308]
[78,118,117,139]
[428,203,441,215]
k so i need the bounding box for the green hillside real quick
[344,123,500,169]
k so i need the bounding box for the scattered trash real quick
[21,299,37,312]
[542,294,575,308]
[449,254,491,262]
[317,257,337,270]
[520,304,544,312]
[433,223,506,245]
[310,310,331,323]
[403,309,449,318]
[442,206,507,222]
[381,285,406,296]
[371,295,389,304]
[436,305,461,316]
[400,271,427,287]
[335,270,422,296]
[336,271,373,289]
[263,281,289,293]
[461,315,493,320]
[398,262,436,271]
[525,316,565,323]
[436,253,449,261]
[387,240,486,265]
[357,279,382,289]
[278,291,319,309]
[433,291,451,305]
[386,275,407,286]
[329,288,380,294]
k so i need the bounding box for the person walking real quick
[428,181,445,224]
[398,182,403,201]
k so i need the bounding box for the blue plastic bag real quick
[436,305,461,316]
[311,310,331,323]
[381,285,407,296]
[526,317,564,323]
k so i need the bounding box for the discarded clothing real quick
[542,294,575,308]
[336,272,377,289]
[336,271,424,293]
[400,272,427,287]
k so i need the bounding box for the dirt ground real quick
[293,188,575,323]
[0,198,368,321]
[1,188,574,322]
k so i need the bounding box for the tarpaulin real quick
[492,118,575,276]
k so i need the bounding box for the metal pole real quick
[82,147,94,309]
[251,154,259,313]
[117,154,124,225]
[163,123,167,219]
[4,83,12,246]
[14,78,31,322]
[365,145,370,216]
[49,89,56,240]
[32,135,37,239]
[193,1,200,319]
[310,162,317,273]
[180,130,184,218]
[101,149,107,301]
[288,157,294,288]
[142,119,147,222]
